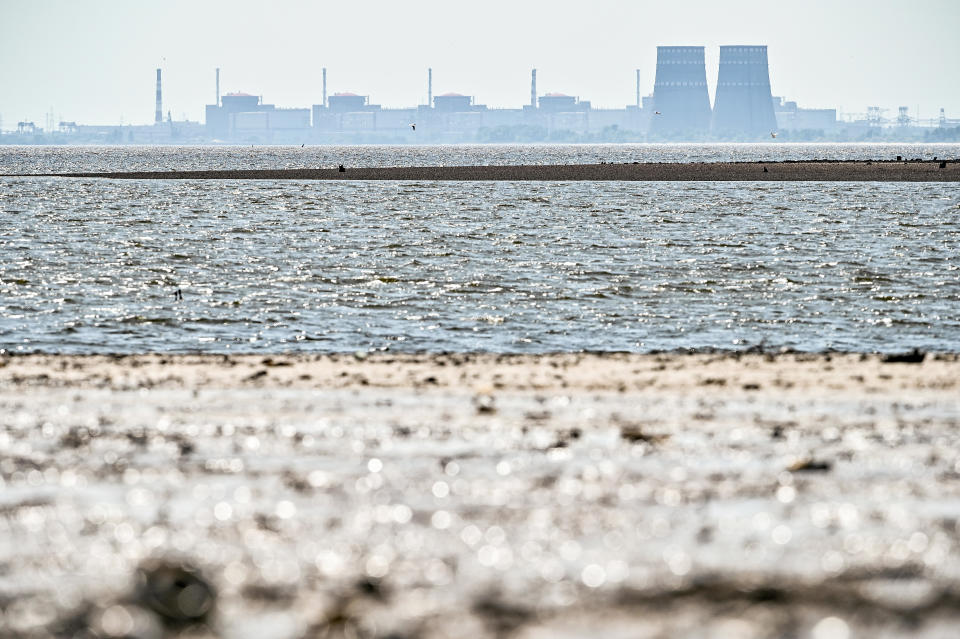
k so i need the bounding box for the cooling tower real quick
[711,45,777,138]
[649,46,711,138]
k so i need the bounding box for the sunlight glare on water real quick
[2,167,957,353]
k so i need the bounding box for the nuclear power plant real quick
[8,44,957,144]
[199,45,827,142]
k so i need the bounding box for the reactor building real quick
[711,45,777,138]
[648,46,712,138]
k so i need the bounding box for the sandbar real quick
[9,159,960,181]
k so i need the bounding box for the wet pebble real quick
[135,560,216,625]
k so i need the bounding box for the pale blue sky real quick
[1,0,958,127]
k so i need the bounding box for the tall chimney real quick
[215,68,220,106]
[428,68,433,107]
[322,67,327,107]
[636,69,640,107]
[155,68,162,124]
[531,68,537,108]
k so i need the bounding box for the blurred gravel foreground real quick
[1,352,959,638]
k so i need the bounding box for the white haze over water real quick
[1,0,959,127]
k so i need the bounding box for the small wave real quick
[185,317,251,325]
[118,315,179,326]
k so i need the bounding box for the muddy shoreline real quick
[2,352,959,638]
[6,159,960,181]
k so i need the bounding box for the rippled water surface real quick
[3,142,960,174]
[2,164,958,353]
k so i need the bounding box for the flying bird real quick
[410,123,416,131]
[770,132,777,138]
[654,111,661,115]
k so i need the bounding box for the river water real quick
[2,145,959,353]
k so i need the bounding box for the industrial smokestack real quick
[428,68,433,107]
[155,68,162,124]
[322,67,327,107]
[531,68,537,108]
[215,68,220,106]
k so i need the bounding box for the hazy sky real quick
[2,0,958,127]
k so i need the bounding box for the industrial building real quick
[200,66,656,142]
[204,68,311,143]
[26,68,209,143]
[772,97,838,133]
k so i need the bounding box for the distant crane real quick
[866,106,887,127]
[897,106,910,127]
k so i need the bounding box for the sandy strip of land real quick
[2,351,959,394]
[9,160,960,181]
[1,352,959,639]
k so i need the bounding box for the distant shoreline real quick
[6,159,960,181]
